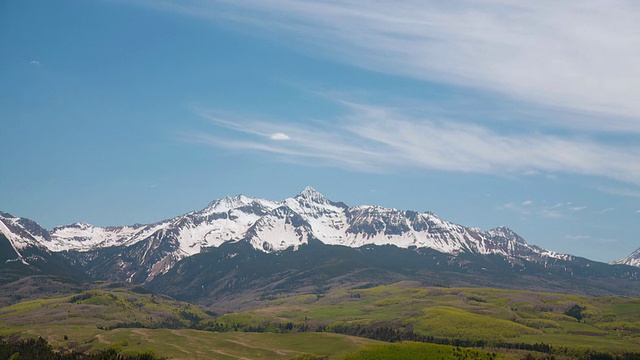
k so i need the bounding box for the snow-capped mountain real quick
[0,211,50,266]
[611,247,640,267]
[1,187,576,283]
[46,186,565,261]
[0,212,80,283]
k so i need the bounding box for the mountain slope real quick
[148,238,640,310]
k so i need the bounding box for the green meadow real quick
[236,282,640,352]
[2,282,640,358]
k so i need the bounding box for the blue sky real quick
[1,0,639,262]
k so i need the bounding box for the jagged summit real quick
[487,225,528,245]
[295,186,328,202]
[205,194,255,213]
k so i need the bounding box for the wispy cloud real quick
[501,202,531,216]
[141,0,640,132]
[565,235,591,241]
[29,60,41,66]
[188,101,640,185]
[140,1,640,188]
[501,201,586,219]
[539,205,565,219]
[595,186,640,199]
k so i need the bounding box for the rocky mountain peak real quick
[487,225,528,245]
[295,186,328,203]
[205,194,254,213]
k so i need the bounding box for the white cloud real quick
[636,209,640,214]
[190,101,640,185]
[29,60,41,66]
[565,235,591,241]
[521,200,533,206]
[569,206,586,212]
[270,133,290,141]
[145,0,640,132]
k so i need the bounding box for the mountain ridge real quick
[0,187,637,290]
[1,187,563,253]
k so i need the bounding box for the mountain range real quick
[2,187,640,307]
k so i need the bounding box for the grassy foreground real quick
[3,282,640,358]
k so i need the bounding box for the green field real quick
[2,282,640,358]
[231,282,640,352]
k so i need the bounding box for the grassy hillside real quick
[215,281,640,353]
[0,287,380,359]
[0,287,211,334]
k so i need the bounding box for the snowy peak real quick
[0,212,48,250]
[296,186,326,202]
[295,186,330,204]
[203,194,279,215]
[0,212,50,266]
[205,194,254,213]
[611,247,640,267]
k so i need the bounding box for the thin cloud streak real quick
[189,101,640,186]
[595,186,640,199]
[501,201,587,219]
[140,0,640,132]
[565,235,591,241]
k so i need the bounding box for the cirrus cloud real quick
[187,100,640,186]
[139,0,640,133]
